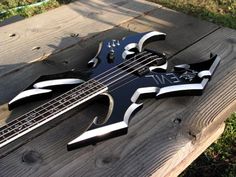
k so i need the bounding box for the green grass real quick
[149,0,236,29]
[0,0,71,22]
[179,113,236,177]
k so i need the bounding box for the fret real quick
[51,100,65,110]
[44,104,55,112]
[8,119,23,129]
[14,114,31,124]
[39,103,52,112]
[20,117,36,127]
[34,107,46,115]
[58,98,67,105]
[0,79,107,148]
[0,134,5,143]
[32,114,44,123]
[0,125,17,140]
[51,99,62,107]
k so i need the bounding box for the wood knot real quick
[22,150,42,164]
[226,38,236,44]
[173,117,182,124]
[95,154,120,168]
[70,33,80,38]
[188,131,197,143]
[32,46,41,51]
[63,60,69,64]
[9,33,16,37]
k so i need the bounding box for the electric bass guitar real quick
[0,31,220,150]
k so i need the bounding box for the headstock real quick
[88,31,166,68]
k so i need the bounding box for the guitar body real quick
[67,32,168,149]
[4,31,220,150]
[67,32,220,150]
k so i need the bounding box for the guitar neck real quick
[0,50,161,148]
[0,79,107,148]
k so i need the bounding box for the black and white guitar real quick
[0,31,220,150]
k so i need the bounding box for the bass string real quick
[0,51,162,137]
[0,51,149,131]
[0,74,137,142]
[96,53,154,84]
[102,55,162,86]
[51,52,153,100]
[88,51,148,82]
[0,56,160,143]
[0,54,161,139]
[0,86,105,142]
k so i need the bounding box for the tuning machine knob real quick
[112,40,116,47]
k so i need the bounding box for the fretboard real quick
[0,50,160,148]
[0,79,107,148]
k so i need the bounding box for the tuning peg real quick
[112,40,116,47]
[116,40,120,46]
[107,42,111,48]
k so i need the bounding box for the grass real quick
[149,0,236,29]
[179,113,236,177]
[1,0,236,29]
[0,0,71,22]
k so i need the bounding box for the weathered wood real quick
[167,99,236,176]
[165,123,226,177]
[0,5,218,104]
[0,0,161,76]
[151,28,236,177]
[0,1,235,177]
[0,2,218,155]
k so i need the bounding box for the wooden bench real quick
[0,0,235,176]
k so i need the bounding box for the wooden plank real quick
[167,124,225,177]
[0,6,218,104]
[151,28,236,176]
[0,0,161,76]
[163,123,226,177]
[1,3,235,177]
[162,103,235,177]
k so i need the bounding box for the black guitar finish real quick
[5,31,220,151]
[68,53,220,150]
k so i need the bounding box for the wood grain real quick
[0,1,235,177]
[0,5,218,104]
[0,0,161,77]
[163,99,236,177]
[155,123,226,177]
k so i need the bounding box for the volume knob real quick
[107,49,115,63]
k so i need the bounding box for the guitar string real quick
[102,56,162,86]
[0,55,159,142]
[0,54,158,134]
[1,74,138,137]
[0,53,162,141]
[0,51,148,129]
[3,51,155,125]
[0,52,159,137]
[91,51,149,81]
